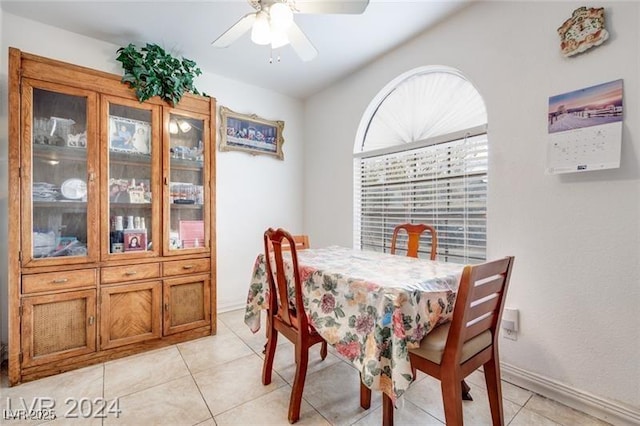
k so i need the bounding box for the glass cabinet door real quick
[103,96,160,258]
[164,111,209,254]
[22,81,98,266]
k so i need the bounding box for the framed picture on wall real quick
[219,106,284,160]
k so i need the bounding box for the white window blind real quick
[354,133,488,264]
[357,69,487,154]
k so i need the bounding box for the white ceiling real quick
[1,0,469,99]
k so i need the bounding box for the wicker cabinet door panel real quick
[100,281,162,349]
[163,274,210,335]
[21,290,97,368]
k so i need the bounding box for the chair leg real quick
[483,356,505,426]
[263,309,271,354]
[320,341,328,360]
[262,328,278,386]
[288,343,310,424]
[441,374,464,426]
[382,392,394,426]
[359,375,371,409]
[462,379,473,401]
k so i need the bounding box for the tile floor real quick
[1,309,610,425]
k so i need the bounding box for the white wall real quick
[0,13,305,345]
[203,75,306,311]
[304,0,640,417]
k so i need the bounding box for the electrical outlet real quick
[503,329,517,341]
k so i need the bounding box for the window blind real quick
[354,133,488,264]
[357,70,488,154]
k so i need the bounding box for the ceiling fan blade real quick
[211,13,256,47]
[287,21,318,61]
[293,0,369,15]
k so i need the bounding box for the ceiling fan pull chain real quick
[268,47,282,64]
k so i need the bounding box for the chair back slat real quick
[390,223,438,260]
[467,295,500,322]
[470,275,504,302]
[465,313,496,341]
[264,228,307,331]
[445,256,515,361]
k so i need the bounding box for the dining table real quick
[244,245,466,403]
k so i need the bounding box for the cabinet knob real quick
[88,316,95,325]
[182,265,194,270]
[52,278,68,284]
[164,303,169,311]
[125,271,137,276]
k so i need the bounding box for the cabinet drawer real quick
[22,269,97,294]
[163,258,210,277]
[102,263,161,284]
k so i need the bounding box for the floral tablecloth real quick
[244,246,464,402]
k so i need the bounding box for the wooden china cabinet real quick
[7,48,216,385]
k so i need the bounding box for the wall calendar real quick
[547,79,623,174]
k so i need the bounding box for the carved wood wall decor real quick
[558,7,609,57]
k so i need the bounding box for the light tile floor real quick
[1,309,610,425]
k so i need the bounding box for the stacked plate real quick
[33,230,56,257]
[33,182,60,201]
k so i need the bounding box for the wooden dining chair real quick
[363,256,515,426]
[264,234,310,348]
[262,228,328,424]
[390,223,438,260]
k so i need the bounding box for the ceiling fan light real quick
[251,11,271,45]
[269,2,293,32]
[270,30,290,49]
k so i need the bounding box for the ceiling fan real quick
[211,0,370,61]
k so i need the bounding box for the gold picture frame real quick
[219,106,284,160]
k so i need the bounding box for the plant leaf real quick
[115,42,202,105]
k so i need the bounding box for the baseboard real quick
[501,362,640,426]
[216,301,246,314]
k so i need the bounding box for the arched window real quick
[353,66,488,263]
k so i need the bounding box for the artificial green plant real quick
[116,43,202,106]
